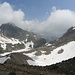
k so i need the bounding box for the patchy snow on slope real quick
[25,41,34,48]
[10,38,21,45]
[0,47,30,57]
[45,43,52,47]
[1,43,7,50]
[24,41,75,66]
[26,34,29,37]
[0,35,35,64]
[0,41,34,56]
[0,35,21,45]
[0,52,11,56]
[25,39,28,42]
[73,27,75,30]
[34,35,36,38]
[0,40,34,63]
[12,46,14,48]
[41,51,46,54]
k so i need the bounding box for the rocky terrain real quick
[0,55,75,75]
[0,23,46,52]
[0,23,75,75]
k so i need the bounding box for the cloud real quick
[0,2,75,39]
[0,2,25,27]
[0,2,40,32]
[52,6,56,12]
[41,9,75,38]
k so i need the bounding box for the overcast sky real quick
[0,0,75,39]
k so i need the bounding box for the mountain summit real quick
[0,23,38,41]
[54,26,75,47]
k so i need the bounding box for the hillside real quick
[0,23,46,53]
[0,26,75,75]
[54,26,75,47]
[0,56,75,75]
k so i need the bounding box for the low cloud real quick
[0,2,25,28]
[41,9,75,38]
[0,2,75,39]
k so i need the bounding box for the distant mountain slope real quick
[54,26,75,47]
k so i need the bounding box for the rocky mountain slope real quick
[0,23,46,53]
[0,23,37,41]
[15,26,75,66]
[0,26,75,66]
[54,26,75,47]
[0,25,75,75]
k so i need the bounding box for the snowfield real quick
[0,40,75,66]
[24,41,75,66]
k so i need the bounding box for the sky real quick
[0,0,75,20]
[0,0,75,39]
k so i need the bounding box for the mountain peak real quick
[62,26,75,37]
[0,23,23,38]
[54,26,75,47]
[0,23,46,48]
[1,23,17,27]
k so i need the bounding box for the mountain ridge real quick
[0,24,75,75]
[0,23,46,52]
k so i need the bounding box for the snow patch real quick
[1,43,6,50]
[73,27,75,30]
[0,56,10,64]
[0,35,21,45]
[12,46,14,48]
[24,41,75,66]
[25,39,28,42]
[0,41,34,56]
[45,43,52,47]
[25,41,34,48]
[41,51,46,54]
[26,34,29,37]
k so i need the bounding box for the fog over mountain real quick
[0,2,75,39]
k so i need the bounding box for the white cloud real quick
[0,2,75,39]
[41,9,75,38]
[0,2,26,28]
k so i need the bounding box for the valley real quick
[0,23,75,75]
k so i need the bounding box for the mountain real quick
[16,26,75,66]
[0,23,46,52]
[54,26,75,47]
[0,23,38,41]
[0,25,75,75]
